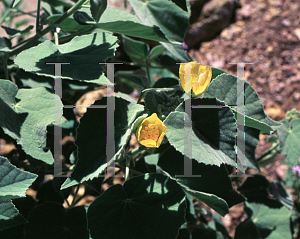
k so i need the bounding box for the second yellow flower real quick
[179,61,212,96]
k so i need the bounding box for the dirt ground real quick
[186,0,300,236]
[189,0,300,118]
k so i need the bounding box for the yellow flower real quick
[179,61,212,96]
[136,113,167,148]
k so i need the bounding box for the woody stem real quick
[125,157,130,181]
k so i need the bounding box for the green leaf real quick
[12,0,22,8]
[73,7,170,43]
[158,146,245,216]
[269,181,294,211]
[0,156,38,199]
[73,11,95,25]
[48,14,93,31]
[90,0,107,23]
[178,227,227,239]
[235,202,293,239]
[25,202,89,239]
[203,74,282,134]
[168,0,188,11]
[211,67,226,81]
[87,173,186,239]
[236,176,293,238]
[15,19,30,29]
[285,108,299,121]
[61,96,144,189]
[115,71,150,90]
[240,126,260,172]
[165,98,240,169]
[0,156,37,231]
[122,35,150,65]
[148,44,165,61]
[181,186,229,216]
[152,77,179,88]
[277,118,300,165]
[128,0,192,62]
[238,175,270,203]
[1,25,34,39]
[144,89,181,118]
[14,32,118,84]
[94,21,169,43]
[0,80,64,164]
[151,51,181,77]
[0,199,27,231]
[44,0,73,8]
[14,69,54,89]
[184,192,197,223]
[127,0,188,43]
[0,37,12,51]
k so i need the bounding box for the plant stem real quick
[134,149,151,161]
[65,199,71,208]
[127,145,145,157]
[11,38,31,49]
[115,164,144,176]
[54,31,59,45]
[137,91,143,104]
[125,157,130,181]
[35,0,41,33]
[72,193,86,206]
[13,10,37,18]
[256,141,280,162]
[102,169,122,185]
[2,55,9,79]
[124,0,127,10]
[41,165,74,175]
[145,58,151,86]
[70,185,80,208]
[54,26,94,44]
[0,9,12,25]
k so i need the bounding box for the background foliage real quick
[0,0,299,238]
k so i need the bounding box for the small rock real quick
[239,4,251,19]
[291,3,299,11]
[263,8,281,21]
[212,60,224,69]
[266,103,285,119]
[282,65,292,72]
[293,28,300,40]
[258,2,267,10]
[266,46,273,52]
[185,0,241,47]
[220,29,233,40]
[296,72,300,82]
[231,25,243,34]
[0,139,16,156]
[256,43,263,49]
[280,29,288,37]
[257,78,266,84]
[253,27,262,34]
[294,92,300,101]
[281,19,291,27]
[274,95,283,103]
[270,0,282,7]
